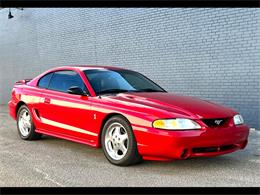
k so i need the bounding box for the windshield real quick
[84,69,166,95]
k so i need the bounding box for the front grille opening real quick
[220,145,235,151]
[193,147,218,153]
[192,145,236,153]
[202,118,229,128]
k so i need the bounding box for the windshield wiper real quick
[98,89,132,95]
[98,88,165,95]
[134,88,164,92]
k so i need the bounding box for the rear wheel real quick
[101,116,142,166]
[17,105,41,140]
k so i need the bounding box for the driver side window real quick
[47,70,88,94]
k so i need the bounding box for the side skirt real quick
[36,129,99,148]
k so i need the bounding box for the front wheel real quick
[17,105,42,140]
[101,116,142,166]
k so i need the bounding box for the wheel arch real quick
[16,101,26,118]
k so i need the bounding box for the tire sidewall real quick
[17,105,34,140]
[101,116,138,166]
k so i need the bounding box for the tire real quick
[101,115,142,166]
[16,105,42,140]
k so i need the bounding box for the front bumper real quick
[133,124,249,161]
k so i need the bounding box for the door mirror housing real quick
[67,86,88,96]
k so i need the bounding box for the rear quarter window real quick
[38,73,53,88]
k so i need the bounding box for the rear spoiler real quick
[15,79,32,85]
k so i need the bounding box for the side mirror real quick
[67,86,88,96]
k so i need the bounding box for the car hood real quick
[105,92,236,119]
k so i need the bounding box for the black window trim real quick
[38,70,90,95]
[125,70,167,93]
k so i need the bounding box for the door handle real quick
[44,98,51,104]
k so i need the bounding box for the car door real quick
[38,70,97,144]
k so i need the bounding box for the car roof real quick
[29,65,131,87]
[57,65,128,71]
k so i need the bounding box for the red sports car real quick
[9,65,249,166]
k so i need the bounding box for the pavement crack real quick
[34,168,65,187]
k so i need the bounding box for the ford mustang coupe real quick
[9,65,249,166]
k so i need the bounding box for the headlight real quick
[152,118,201,130]
[233,114,244,125]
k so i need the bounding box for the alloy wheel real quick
[104,122,129,161]
[18,109,31,137]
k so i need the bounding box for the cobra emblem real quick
[214,120,223,125]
